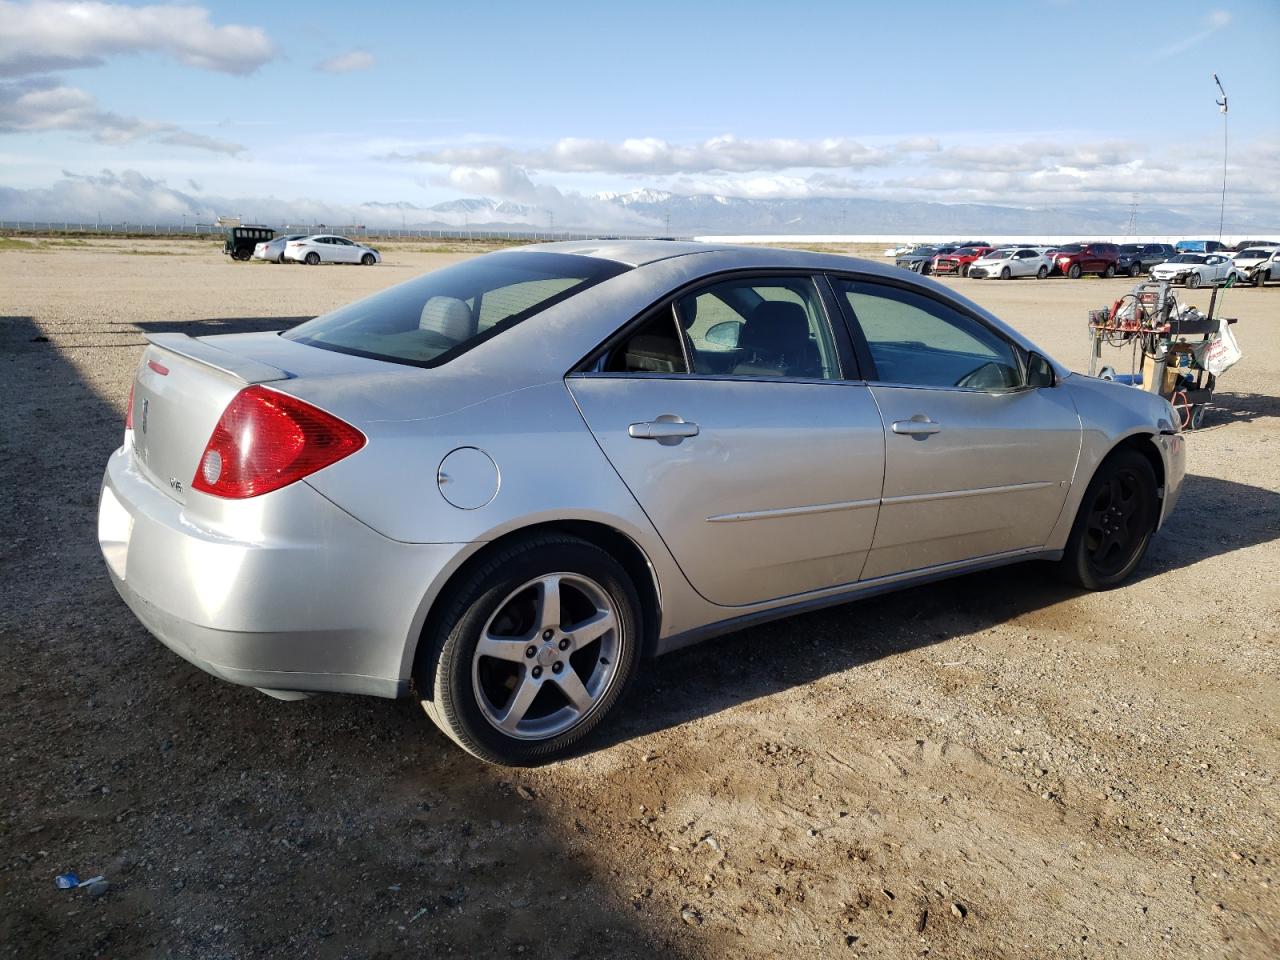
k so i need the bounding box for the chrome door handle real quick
[891,417,941,436]
[628,417,700,441]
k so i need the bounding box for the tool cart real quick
[1087,278,1242,430]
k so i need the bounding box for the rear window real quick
[284,251,628,367]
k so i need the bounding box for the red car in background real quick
[1052,242,1120,278]
[931,245,994,277]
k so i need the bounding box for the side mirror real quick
[1027,352,1055,388]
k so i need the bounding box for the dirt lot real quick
[1,238,1277,959]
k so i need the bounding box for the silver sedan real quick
[98,241,1185,764]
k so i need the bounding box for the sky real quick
[1,0,1278,230]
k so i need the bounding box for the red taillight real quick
[125,383,134,429]
[191,386,365,499]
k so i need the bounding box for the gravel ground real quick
[1,239,1277,959]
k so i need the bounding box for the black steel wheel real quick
[1058,449,1158,590]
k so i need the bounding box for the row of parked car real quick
[889,239,1280,287]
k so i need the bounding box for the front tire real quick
[1068,263,1082,279]
[1000,266,1011,280]
[1037,265,1049,280]
[1128,262,1141,277]
[418,535,642,765]
[1186,272,1201,289]
[361,253,376,265]
[1058,449,1158,590]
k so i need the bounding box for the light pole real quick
[1214,74,1228,241]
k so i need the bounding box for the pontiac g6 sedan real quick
[99,241,1185,764]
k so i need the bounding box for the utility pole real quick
[1214,74,1228,241]
[664,211,671,236]
[1125,195,1138,236]
[548,210,555,236]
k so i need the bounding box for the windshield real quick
[284,251,628,367]
[1168,254,1204,264]
[905,247,936,257]
[954,247,981,256]
[1237,249,1271,258]
[1118,244,1140,253]
[1055,244,1083,254]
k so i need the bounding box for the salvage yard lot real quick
[1,239,1277,959]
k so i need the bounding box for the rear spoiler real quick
[145,333,291,385]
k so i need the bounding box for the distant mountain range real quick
[356,191,1229,237]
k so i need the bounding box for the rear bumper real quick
[99,445,464,698]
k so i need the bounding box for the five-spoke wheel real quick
[417,535,641,765]
[472,573,621,740]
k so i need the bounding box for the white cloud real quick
[0,167,662,232]
[391,134,896,174]
[315,50,375,74]
[0,0,276,77]
[0,76,242,152]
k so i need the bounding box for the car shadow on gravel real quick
[600,471,1280,748]
[1196,390,1280,428]
[1,318,685,960]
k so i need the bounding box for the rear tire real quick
[1068,263,1082,279]
[1103,264,1117,279]
[1057,449,1157,590]
[417,535,643,765]
[304,251,320,265]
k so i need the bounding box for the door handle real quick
[891,417,941,437]
[628,417,700,442]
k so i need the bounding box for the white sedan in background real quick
[1231,247,1280,285]
[252,234,307,263]
[284,235,382,266]
[966,247,1053,280]
[1149,253,1243,288]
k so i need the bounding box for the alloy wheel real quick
[471,573,621,741]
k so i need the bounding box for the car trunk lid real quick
[130,333,290,504]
